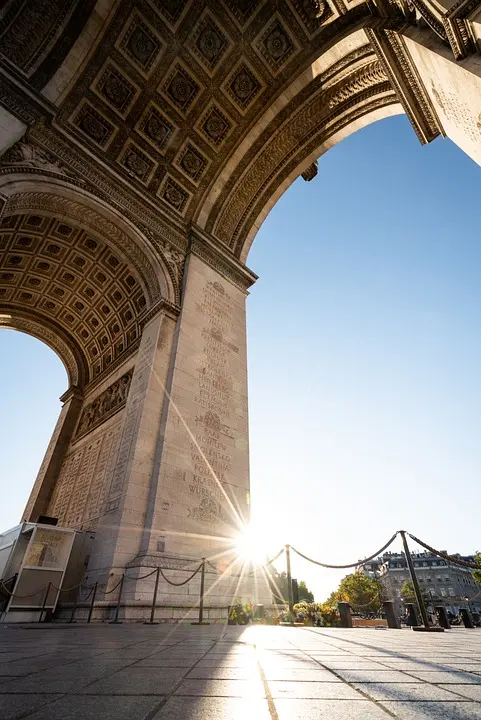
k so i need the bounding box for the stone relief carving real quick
[0,140,80,179]
[75,370,133,438]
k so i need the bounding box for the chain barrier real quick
[159,564,202,586]
[290,532,399,570]
[407,533,481,570]
[1,529,479,622]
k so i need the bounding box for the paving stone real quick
[352,682,464,701]
[333,668,423,683]
[174,679,265,697]
[18,694,162,720]
[79,666,186,694]
[0,693,62,720]
[262,667,340,681]
[274,698,388,719]
[196,657,258,668]
[404,670,481,683]
[268,681,364,699]
[379,701,481,719]
[186,666,260,680]
[0,659,134,694]
[135,655,202,667]
[318,660,393,670]
[438,684,481,700]
[151,696,271,719]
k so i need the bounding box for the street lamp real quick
[465,595,471,614]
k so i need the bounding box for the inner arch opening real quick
[0,329,67,530]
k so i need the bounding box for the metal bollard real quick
[460,608,475,628]
[39,582,51,623]
[69,587,79,624]
[110,575,124,624]
[338,602,352,628]
[144,568,160,625]
[87,582,98,623]
[435,606,451,629]
[383,600,401,629]
[192,558,210,625]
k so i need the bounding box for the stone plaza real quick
[1,625,481,720]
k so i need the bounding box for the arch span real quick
[0,176,177,388]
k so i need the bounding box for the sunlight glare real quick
[235,525,268,564]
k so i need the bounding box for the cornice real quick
[0,59,56,126]
[139,297,181,326]
[189,226,258,292]
[367,26,442,144]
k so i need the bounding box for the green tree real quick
[400,579,430,606]
[269,569,315,603]
[325,572,381,614]
[298,580,314,603]
[472,552,481,587]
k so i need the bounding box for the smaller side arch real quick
[0,309,86,389]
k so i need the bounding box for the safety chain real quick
[290,532,399,569]
[408,533,481,570]
[159,563,202,586]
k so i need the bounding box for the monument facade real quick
[1,0,481,617]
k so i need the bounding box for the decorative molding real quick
[139,297,181,327]
[212,56,393,251]
[443,0,481,59]
[74,370,133,440]
[27,123,188,253]
[367,28,442,144]
[0,68,55,126]
[189,227,257,292]
[0,140,78,178]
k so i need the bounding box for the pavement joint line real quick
[254,644,279,720]
[141,638,221,720]
[293,637,398,717]
[3,634,193,720]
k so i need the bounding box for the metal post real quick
[145,568,160,625]
[285,544,294,614]
[110,575,124,624]
[39,582,51,623]
[87,582,98,623]
[69,586,79,624]
[400,531,430,629]
[192,558,210,625]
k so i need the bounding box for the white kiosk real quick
[0,522,77,622]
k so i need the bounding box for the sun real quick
[234,525,269,565]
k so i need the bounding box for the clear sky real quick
[2,114,481,601]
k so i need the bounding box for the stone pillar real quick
[120,232,273,618]
[22,387,83,522]
[401,27,481,165]
[137,232,256,564]
[85,303,178,582]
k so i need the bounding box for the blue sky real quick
[2,114,481,600]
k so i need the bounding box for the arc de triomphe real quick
[1,0,480,618]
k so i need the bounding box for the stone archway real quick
[3,0,481,619]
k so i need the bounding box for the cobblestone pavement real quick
[1,624,481,719]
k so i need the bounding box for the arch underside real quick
[0,2,445,281]
[0,181,174,389]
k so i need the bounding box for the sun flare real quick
[235,525,269,565]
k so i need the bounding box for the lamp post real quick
[465,595,471,614]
